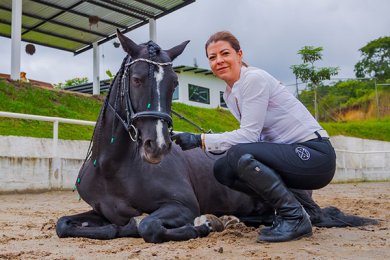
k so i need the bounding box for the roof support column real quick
[149,18,156,42]
[10,0,22,80]
[92,42,100,95]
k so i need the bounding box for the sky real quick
[0,0,389,93]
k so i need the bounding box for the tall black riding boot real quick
[237,154,312,242]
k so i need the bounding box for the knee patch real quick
[226,145,248,170]
[237,154,255,172]
[213,157,236,187]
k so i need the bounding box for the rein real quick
[107,57,173,141]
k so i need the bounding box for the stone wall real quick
[0,135,389,192]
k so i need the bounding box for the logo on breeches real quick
[295,147,310,160]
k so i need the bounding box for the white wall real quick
[0,136,89,193]
[175,71,225,108]
[331,136,390,182]
[0,135,389,192]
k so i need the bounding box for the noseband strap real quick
[126,58,173,67]
[132,111,173,125]
[108,57,173,141]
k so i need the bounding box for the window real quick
[188,84,210,104]
[220,91,227,108]
[172,87,179,100]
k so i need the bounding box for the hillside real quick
[299,79,390,121]
[0,80,238,140]
[0,79,389,141]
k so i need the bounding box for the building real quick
[61,65,228,109]
[173,66,227,109]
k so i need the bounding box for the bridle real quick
[107,57,174,142]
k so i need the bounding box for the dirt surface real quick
[0,182,389,260]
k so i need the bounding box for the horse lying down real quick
[56,30,377,243]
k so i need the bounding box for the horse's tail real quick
[310,206,378,227]
[291,189,379,228]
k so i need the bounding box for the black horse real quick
[56,30,376,243]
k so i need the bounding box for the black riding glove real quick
[171,132,202,151]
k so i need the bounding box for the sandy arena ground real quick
[0,182,389,260]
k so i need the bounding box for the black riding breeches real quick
[213,137,336,190]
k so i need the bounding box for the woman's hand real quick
[171,132,201,151]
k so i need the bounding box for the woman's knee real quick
[213,157,236,186]
[225,144,249,169]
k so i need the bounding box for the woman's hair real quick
[205,31,248,67]
[205,31,241,56]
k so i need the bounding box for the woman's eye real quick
[208,56,216,61]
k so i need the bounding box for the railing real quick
[64,79,111,94]
[1,111,390,180]
[0,111,95,173]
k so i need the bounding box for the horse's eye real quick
[132,77,142,85]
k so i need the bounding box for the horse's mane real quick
[103,55,129,111]
[80,55,129,169]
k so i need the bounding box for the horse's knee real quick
[138,217,203,243]
[56,216,71,238]
[138,219,165,243]
[56,215,119,240]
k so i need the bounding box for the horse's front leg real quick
[138,203,210,243]
[56,210,140,240]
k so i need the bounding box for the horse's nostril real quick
[144,139,153,150]
[144,138,171,153]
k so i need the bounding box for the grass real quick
[322,118,390,141]
[171,102,239,133]
[1,79,389,142]
[0,80,100,140]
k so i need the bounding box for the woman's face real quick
[206,40,242,87]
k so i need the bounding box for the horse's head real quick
[116,29,189,164]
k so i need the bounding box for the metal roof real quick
[174,65,214,76]
[0,0,195,55]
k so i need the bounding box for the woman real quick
[172,31,336,242]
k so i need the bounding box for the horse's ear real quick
[116,29,142,57]
[165,40,190,61]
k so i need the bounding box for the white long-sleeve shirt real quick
[204,66,322,152]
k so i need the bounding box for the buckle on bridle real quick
[128,124,138,142]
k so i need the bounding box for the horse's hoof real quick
[219,215,240,228]
[194,214,224,232]
[195,223,211,238]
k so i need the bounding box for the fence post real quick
[52,120,60,186]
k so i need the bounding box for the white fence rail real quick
[1,112,390,192]
[0,111,95,174]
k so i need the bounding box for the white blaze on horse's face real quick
[154,65,165,149]
[154,65,164,112]
[155,120,165,149]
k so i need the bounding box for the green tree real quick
[105,69,115,84]
[290,46,339,120]
[354,36,390,81]
[54,77,89,89]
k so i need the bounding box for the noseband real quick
[107,57,173,142]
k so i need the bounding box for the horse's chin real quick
[142,152,163,164]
